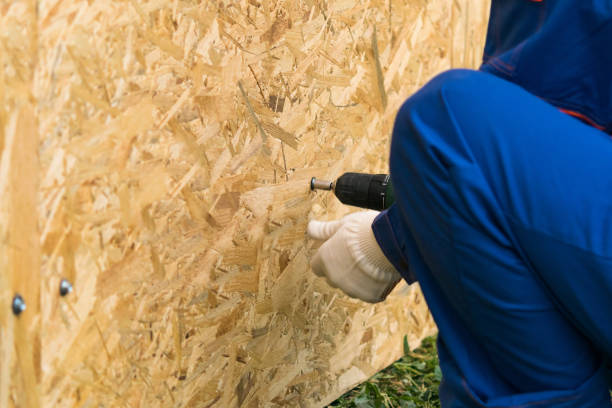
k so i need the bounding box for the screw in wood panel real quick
[12,294,26,316]
[59,279,73,297]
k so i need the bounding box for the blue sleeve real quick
[371,206,416,284]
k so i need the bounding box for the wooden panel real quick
[0,1,41,407]
[2,0,490,406]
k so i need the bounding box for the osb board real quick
[0,1,41,407]
[0,0,487,406]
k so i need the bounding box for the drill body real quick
[310,173,395,211]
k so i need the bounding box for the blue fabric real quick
[480,0,612,133]
[372,69,612,407]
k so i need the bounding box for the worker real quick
[307,1,612,407]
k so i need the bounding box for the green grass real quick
[329,335,441,408]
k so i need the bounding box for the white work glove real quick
[307,210,402,303]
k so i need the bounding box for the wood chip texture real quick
[0,0,488,406]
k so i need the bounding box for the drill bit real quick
[310,177,334,191]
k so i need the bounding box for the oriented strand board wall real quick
[0,0,488,406]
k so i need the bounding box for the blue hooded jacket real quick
[480,0,612,133]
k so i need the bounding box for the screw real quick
[59,279,73,297]
[12,294,26,316]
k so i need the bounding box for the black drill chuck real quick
[310,173,395,211]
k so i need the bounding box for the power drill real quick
[310,173,395,211]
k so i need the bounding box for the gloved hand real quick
[307,210,402,303]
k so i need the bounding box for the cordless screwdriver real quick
[310,173,395,211]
